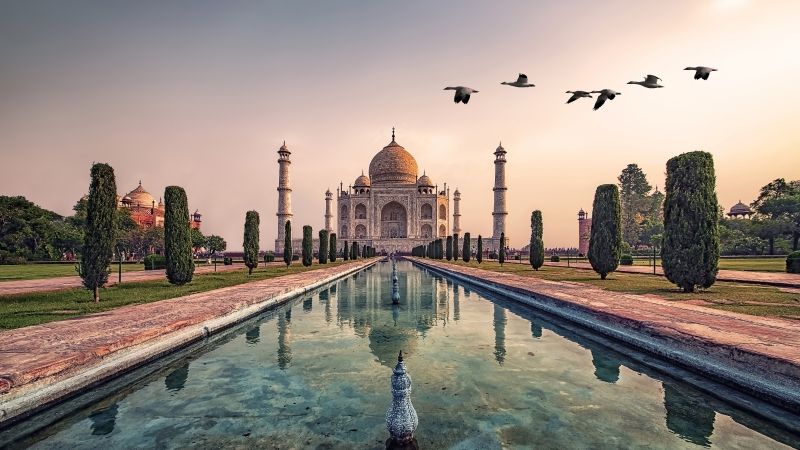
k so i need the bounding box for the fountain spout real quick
[386,351,418,448]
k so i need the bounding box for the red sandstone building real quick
[117,181,201,230]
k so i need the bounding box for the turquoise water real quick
[7,260,799,449]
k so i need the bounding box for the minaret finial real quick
[392,127,396,141]
[138,180,142,186]
[398,350,404,362]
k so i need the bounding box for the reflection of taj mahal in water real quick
[274,129,508,254]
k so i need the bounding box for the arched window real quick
[340,205,349,221]
[355,203,367,220]
[439,204,447,220]
[355,224,367,238]
[421,203,433,220]
[340,224,349,238]
[421,224,432,238]
[439,224,446,237]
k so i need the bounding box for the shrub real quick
[343,241,349,260]
[164,186,195,285]
[144,254,166,270]
[550,255,560,262]
[662,151,720,292]
[263,251,275,263]
[462,232,471,262]
[292,254,300,261]
[477,235,483,263]
[453,233,459,260]
[223,257,233,265]
[620,254,634,265]
[79,163,117,302]
[318,230,328,264]
[446,236,453,260]
[529,210,544,271]
[489,252,498,259]
[302,225,313,267]
[329,233,337,262]
[787,251,800,274]
[588,184,622,279]
[243,210,260,275]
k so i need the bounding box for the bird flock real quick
[444,66,717,110]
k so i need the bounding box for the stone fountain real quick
[385,351,418,449]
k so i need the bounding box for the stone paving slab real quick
[496,259,800,288]
[412,258,800,413]
[0,260,374,406]
[0,263,282,296]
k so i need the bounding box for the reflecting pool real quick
[8,261,799,449]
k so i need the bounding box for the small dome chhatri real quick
[369,129,418,185]
[126,181,156,207]
[354,171,371,188]
[416,172,434,187]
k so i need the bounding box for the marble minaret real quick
[492,142,508,240]
[452,188,462,235]
[276,141,293,252]
[324,189,333,232]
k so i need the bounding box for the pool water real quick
[9,261,799,449]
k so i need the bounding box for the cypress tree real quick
[588,184,622,279]
[79,163,117,302]
[453,233,459,260]
[318,230,329,264]
[462,232,471,262]
[499,233,506,265]
[283,220,292,266]
[243,210,260,275]
[164,186,195,285]
[362,244,367,258]
[529,210,544,270]
[662,151,720,292]
[446,236,453,260]
[477,235,483,263]
[302,225,312,267]
[438,239,444,259]
[352,241,358,259]
[343,240,349,260]
[329,233,337,262]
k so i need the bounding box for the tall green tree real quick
[78,164,117,302]
[751,178,800,251]
[343,240,349,260]
[662,151,720,292]
[164,186,195,285]
[477,235,483,263]
[446,236,453,260]
[243,210,260,275]
[453,233,459,260]
[529,210,544,270]
[618,164,652,247]
[283,220,292,266]
[329,233,337,262]
[498,233,506,265]
[302,225,313,267]
[588,184,622,279]
[190,228,206,254]
[318,229,329,264]
[462,232,471,262]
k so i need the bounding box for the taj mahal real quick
[273,129,508,254]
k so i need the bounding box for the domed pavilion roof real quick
[354,172,371,187]
[729,201,753,216]
[416,172,434,187]
[126,181,157,207]
[368,135,418,185]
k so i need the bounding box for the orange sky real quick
[1,0,799,248]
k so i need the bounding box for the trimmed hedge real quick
[620,254,634,265]
[787,251,800,274]
[144,254,166,270]
[550,255,560,262]
[263,252,275,263]
[223,257,233,265]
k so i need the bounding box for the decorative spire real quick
[392,127,396,141]
[386,349,417,445]
[398,350,404,362]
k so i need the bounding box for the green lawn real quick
[0,261,349,329]
[626,257,787,273]
[0,262,221,282]
[442,260,800,319]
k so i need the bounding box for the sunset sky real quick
[2,0,799,248]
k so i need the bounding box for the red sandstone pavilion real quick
[116,181,202,230]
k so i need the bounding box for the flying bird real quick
[684,66,717,80]
[444,86,479,104]
[590,89,621,110]
[565,90,592,104]
[627,75,663,88]
[501,73,535,88]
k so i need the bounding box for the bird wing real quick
[645,75,660,83]
[593,95,607,110]
[702,71,710,80]
[566,93,580,103]
[694,70,702,80]
[517,73,528,84]
[454,91,464,103]
[462,93,471,104]
[607,92,616,100]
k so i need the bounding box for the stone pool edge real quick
[0,259,379,428]
[410,258,800,417]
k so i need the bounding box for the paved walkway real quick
[413,259,800,411]
[0,263,281,296]
[495,259,800,288]
[0,260,373,399]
